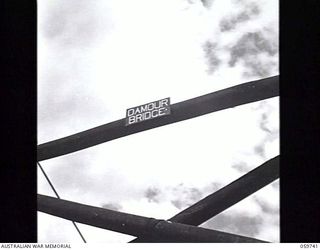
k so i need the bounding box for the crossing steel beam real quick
[38,194,267,243]
[131,156,279,242]
[38,76,279,161]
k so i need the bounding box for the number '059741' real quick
[300,244,318,248]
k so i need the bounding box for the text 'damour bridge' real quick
[38,76,279,243]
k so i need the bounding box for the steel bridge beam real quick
[170,156,279,225]
[38,194,267,243]
[38,76,279,161]
[131,156,279,242]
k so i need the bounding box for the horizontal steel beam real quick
[38,76,279,161]
[38,194,267,243]
[130,156,279,242]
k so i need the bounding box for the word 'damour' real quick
[125,98,171,126]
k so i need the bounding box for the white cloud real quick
[38,0,279,243]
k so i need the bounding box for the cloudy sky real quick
[37,0,279,243]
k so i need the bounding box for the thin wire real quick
[37,162,87,243]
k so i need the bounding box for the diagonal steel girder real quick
[130,156,279,242]
[38,76,279,161]
[38,194,267,243]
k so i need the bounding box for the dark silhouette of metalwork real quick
[37,162,87,243]
[38,194,267,243]
[131,156,279,242]
[38,76,278,161]
[37,75,279,243]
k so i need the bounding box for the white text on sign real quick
[125,98,171,126]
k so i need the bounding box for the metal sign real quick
[125,98,171,126]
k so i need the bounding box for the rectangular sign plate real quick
[125,97,171,126]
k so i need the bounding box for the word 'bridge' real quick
[37,76,279,243]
